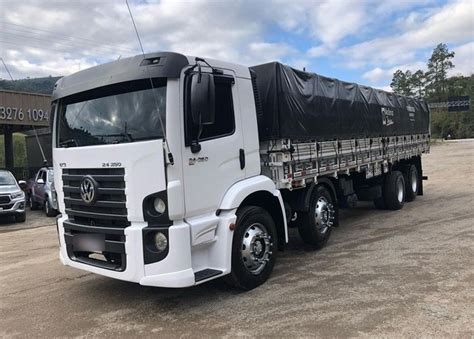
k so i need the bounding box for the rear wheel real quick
[298,185,335,249]
[383,171,405,210]
[225,206,277,290]
[403,164,418,202]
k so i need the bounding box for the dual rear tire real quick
[374,164,419,210]
[298,185,335,249]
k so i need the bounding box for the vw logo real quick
[80,176,98,205]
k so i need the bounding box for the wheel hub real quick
[241,223,272,275]
[314,197,335,234]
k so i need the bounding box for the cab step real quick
[194,269,223,282]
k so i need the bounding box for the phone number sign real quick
[0,90,51,127]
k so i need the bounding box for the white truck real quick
[52,52,430,290]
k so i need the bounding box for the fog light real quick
[154,232,168,252]
[153,197,166,214]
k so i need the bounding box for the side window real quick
[41,171,47,182]
[185,74,235,145]
[36,171,43,182]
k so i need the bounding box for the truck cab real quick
[53,52,286,289]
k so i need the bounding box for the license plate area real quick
[63,221,127,271]
[72,234,105,252]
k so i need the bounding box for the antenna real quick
[1,57,14,80]
[125,0,174,165]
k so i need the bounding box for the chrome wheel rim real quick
[314,196,335,234]
[397,179,404,203]
[241,222,272,275]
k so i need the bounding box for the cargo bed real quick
[260,134,430,189]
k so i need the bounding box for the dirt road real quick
[1,140,473,337]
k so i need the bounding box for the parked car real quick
[0,170,26,223]
[27,167,59,217]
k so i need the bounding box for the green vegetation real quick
[0,76,61,94]
[0,133,27,167]
[391,43,473,139]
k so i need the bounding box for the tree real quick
[411,70,425,97]
[426,43,455,99]
[390,69,414,96]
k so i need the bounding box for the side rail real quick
[260,134,430,189]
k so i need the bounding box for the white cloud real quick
[307,45,330,58]
[0,0,472,89]
[449,41,474,76]
[342,0,473,68]
[362,67,386,84]
[362,61,426,87]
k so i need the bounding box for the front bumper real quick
[0,199,26,216]
[57,215,195,288]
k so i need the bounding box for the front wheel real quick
[225,206,277,290]
[298,185,336,249]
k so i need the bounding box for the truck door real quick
[181,71,245,217]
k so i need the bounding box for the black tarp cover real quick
[250,62,430,141]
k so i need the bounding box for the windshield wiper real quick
[94,133,134,143]
[59,139,78,148]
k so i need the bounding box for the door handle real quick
[239,149,245,170]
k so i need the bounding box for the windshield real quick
[57,79,166,148]
[0,172,16,186]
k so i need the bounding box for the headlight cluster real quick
[153,197,166,215]
[11,191,25,199]
[153,232,168,252]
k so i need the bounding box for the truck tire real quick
[29,194,39,210]
[224,206,277,290]
[383,171,405,210]
[403,164,418,202]
[45,199,56,217]
[298,185,335,249]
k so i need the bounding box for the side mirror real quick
[37,178,45,185]
[190,73,215,126]
[18,180,26,189]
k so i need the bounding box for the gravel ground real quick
[0,139,473,338]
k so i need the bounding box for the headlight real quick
[154,232,168,252]
[11,191,25,199]
[153,197,166,214]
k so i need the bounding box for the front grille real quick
[0,195,11,205]
[62,168,128,271]
[62,168,130,228]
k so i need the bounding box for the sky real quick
[0,0,472,91]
